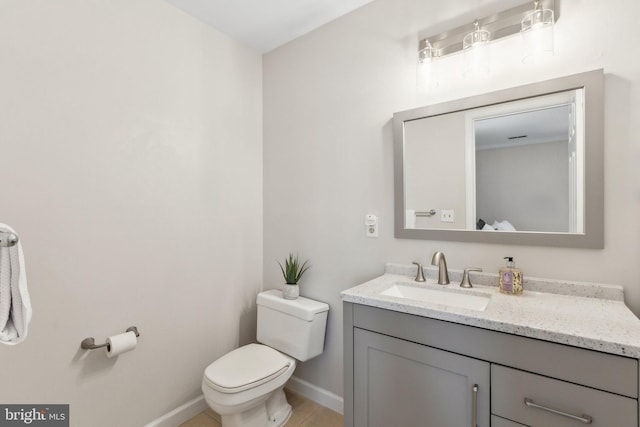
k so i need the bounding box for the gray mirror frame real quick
[394,69,604,248]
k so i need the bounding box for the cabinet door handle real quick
[524,398,593,424]
[472,384,478,427]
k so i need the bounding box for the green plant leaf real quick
[277,252,310,284]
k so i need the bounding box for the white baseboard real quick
[286,376,344,415]
[144,376,343,427]
[143,395,208,427]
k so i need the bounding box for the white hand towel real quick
[0,224,31,345]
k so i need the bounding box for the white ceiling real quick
[164,0,375,53]
[475,105,570,150]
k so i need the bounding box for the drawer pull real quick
[524,398,593,424]
[472,384,478,427]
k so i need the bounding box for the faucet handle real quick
[460,268,483,288]
[412,262,426,282]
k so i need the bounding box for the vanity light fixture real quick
[417,0,559,82]
[521,1,555,63]
[418,39,435,64]
[463,20,491,48]
[417,39,439,88]
[462,20,491,78]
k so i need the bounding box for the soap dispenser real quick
[499,257,523,295]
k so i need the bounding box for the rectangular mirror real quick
[394,70,603,248]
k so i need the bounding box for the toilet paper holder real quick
[80,326,140,350]
[0,229,19,247]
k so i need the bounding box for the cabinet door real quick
[353,328,490,427]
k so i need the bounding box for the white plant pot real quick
[283,284,299,300]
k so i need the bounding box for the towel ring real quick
[80,326,140,350]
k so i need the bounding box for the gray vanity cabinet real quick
[353,328,490,427]
[344,302,639,427]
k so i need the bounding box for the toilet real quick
[202,289,329,427]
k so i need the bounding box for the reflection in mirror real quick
[472,93,582,234]
[404,110,467,230]
[394,70,603,248]
[404,90,583,233]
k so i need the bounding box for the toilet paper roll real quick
[106,331,137,358]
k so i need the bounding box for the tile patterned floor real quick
[179,389,343,427]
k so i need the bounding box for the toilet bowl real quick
[201,290,329,427]
[202,344,296,427]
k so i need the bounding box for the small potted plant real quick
[278,253,310,300]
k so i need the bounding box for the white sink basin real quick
[380,284,490,311]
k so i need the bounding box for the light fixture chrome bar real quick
[418,0,558,58]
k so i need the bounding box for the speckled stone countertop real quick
[341,263,640,358]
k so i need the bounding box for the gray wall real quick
[0,1,262,426]
[263,0,640,400]
[476,141,569,232]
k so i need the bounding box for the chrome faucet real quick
[431,251,450,285]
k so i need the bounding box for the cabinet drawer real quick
[492,365,637,427]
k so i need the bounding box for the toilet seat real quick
[204,344,293,394]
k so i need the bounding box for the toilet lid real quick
[204,344,293,393]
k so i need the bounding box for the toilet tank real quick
[256,290,329,362]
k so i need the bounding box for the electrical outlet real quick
[365,214,378,237]
[441,210,455,223]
